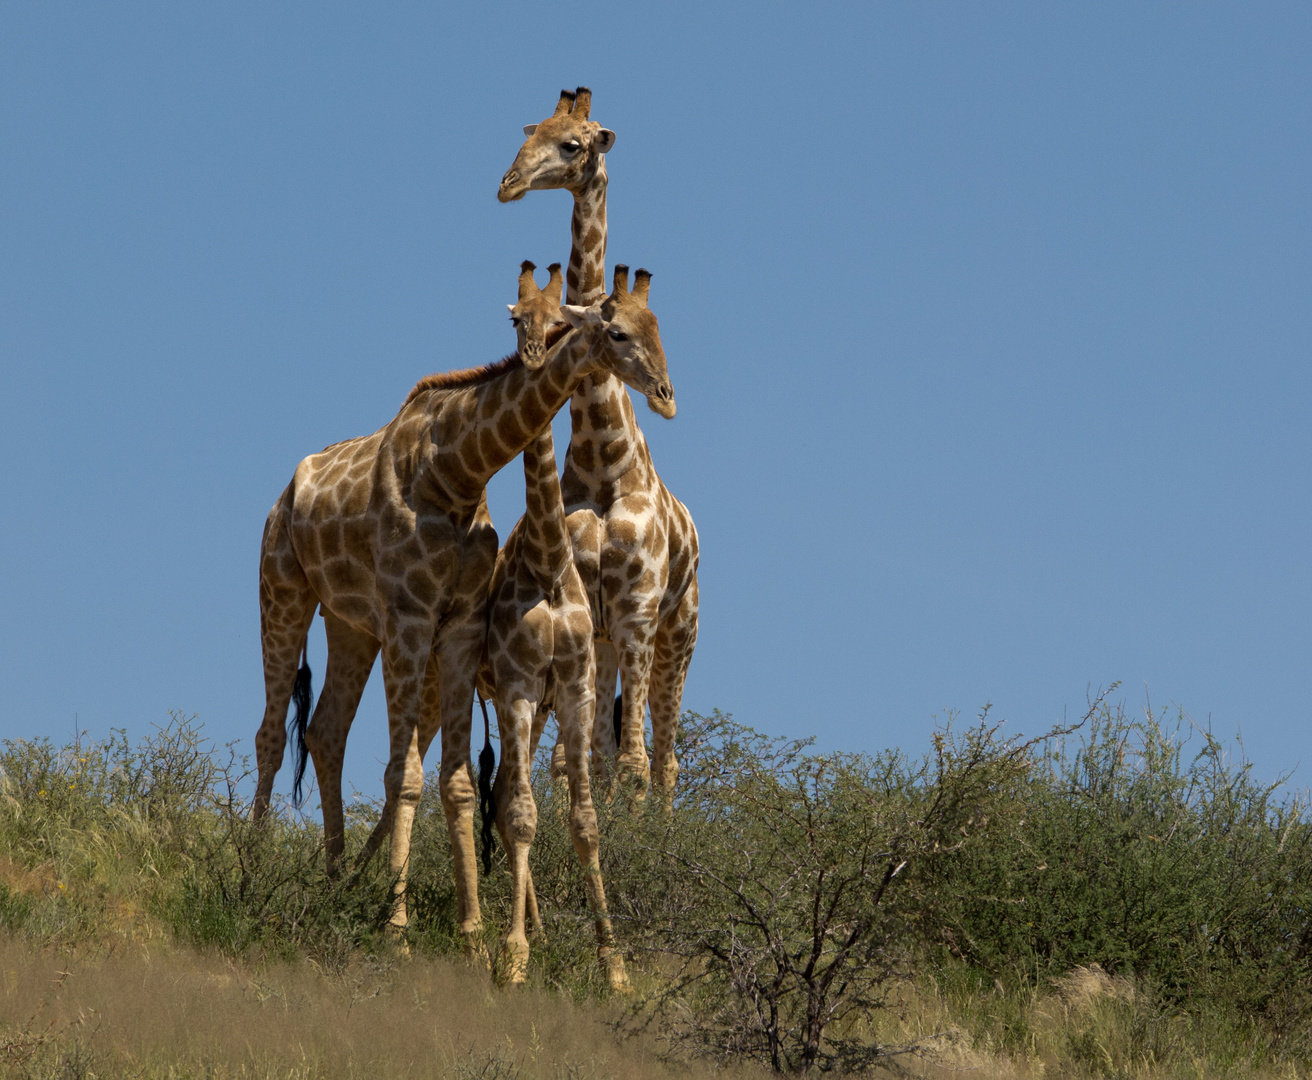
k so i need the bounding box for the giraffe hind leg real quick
[648,581,698,799]
[305,613,379,875]
[253,502,318,823]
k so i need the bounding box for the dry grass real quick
[0,938,769,1079]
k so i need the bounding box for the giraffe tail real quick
[612,693,623,751]
[477,693,497,875]
[288,638,314,809]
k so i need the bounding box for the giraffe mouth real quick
[498,170,530,202]
[646,389,677,420]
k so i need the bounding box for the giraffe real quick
[252,268,675,948]
[499,88,700,795]
[475,263,637,990]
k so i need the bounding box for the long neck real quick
[425,332,598,504]
[520,426,571,590]
[561,157,646,499]
[566,158,608,306]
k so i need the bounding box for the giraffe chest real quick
[487,553,593,700]
[565,496,671,637]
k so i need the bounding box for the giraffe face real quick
[498,91,616,203]
[563,266,675,420]
[508,261,566,371]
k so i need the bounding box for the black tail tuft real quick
[478,694,497,876]
[288,641,314,809]
[612,693,623,750]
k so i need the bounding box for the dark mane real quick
[405,354,524,406]
[403,323,574,407]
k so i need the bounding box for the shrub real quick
[934,693,1312,1053]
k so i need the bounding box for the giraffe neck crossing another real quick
[418,330,605,507]
[519,425,571,592]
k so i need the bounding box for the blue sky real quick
[2,4,1309,799]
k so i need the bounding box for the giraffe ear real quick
[561,304,603,327]
[595,128,616,153]
[523,124,538,137]
[506,304,516,314]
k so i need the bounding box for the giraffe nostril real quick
[501,170,519,187]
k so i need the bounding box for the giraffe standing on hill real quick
[251,270,675,946]
[477,262,635,989]
[499,88,699,795]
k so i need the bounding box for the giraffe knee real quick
[441,767,476,814]
[303,723,334,760]
[568,804,599,855]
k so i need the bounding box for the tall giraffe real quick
[499,88,700,794]
[252,274,675,945]
[478,263,636,989]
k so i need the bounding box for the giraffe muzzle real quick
[498,169,528,203]
[647,383,677,420]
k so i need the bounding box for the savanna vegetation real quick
[3,689,1312,1078]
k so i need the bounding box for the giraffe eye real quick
[509,316,521,327]
[561,140,581,153]
[607,329,628,342]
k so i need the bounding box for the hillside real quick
[3,693,1311,1078]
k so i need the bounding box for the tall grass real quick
[2,696,1311,1076]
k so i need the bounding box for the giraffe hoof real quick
[461,928,491,969]
[498,938,530,987]
[384,919,412,958]
[601,948,630,993]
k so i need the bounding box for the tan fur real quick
[251,273,674,949]
[500,89,699,796]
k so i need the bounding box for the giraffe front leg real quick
[366,617,436,938]
[433,627,484,955]
[493,694,537,985]
[556,679,627,992]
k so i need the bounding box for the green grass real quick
[2,698,1311,1077]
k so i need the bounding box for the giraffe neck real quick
[520,426,571,591]
[566,158,607,307]
[423,332,603,506]
[562,157,646,503]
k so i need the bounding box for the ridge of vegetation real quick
[2,691,1311,1078]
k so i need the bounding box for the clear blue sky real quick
[2,4,1309,800]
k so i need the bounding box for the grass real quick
[1,700,1311,1077]
[0,938,755,1079]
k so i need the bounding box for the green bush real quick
[933,693,1312,1054]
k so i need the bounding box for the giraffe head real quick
[508,260,565,371]
[498,87,616,202]
[564,265,675,419]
